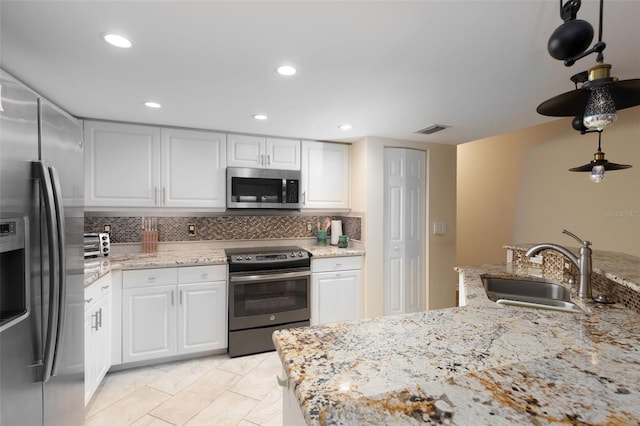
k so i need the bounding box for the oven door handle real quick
[229,270,310,283]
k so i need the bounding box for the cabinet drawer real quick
[123,267,178,289]
[312,256,362,273]
[84,273,112,311]
[178,264,227,284]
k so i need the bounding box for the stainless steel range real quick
[226,246,311,357]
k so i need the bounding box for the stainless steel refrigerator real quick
[1,69,85,425]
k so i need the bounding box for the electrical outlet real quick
[188,224,196,236]
[104,224,111,233]
[306,222,312,232]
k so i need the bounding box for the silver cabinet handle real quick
[171,290,174,306]
[92,311,99,331]
[97,307,103,328]
[101,285,110,291]
[84,298,93,304]
[302,191,306,205]
[180,289,183,305]
[267,154,271,167]
[163,187,166,205]
[154,186,158,205]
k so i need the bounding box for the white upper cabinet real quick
[84,121,160,208]
[160,128,226,208]
[301,140,350,210]
[227,134,300,170]
[84,121,226,209]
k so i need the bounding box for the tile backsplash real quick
[509,247,640,314]
[85,214,362,244]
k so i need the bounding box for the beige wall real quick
[457,106,640,266]
[351,136,457,318]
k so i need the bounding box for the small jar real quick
[338,235,349,248]
[317,230,327,246]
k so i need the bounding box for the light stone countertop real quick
[273,253,640,425]
[84,242,364,286]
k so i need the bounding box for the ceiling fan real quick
[537,0,640,131]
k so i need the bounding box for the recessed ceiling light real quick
[276,65,297,76]
[144,101,162,109]
[253,114,268,120]
[102,33,133,48]
[338,123,352,131]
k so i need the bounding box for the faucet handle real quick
[562,229,591,247]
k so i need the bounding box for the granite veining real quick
[84,243,364,286]
[84,248,227,286]
[273,253,640,425]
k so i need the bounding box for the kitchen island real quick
[273,256,640,425]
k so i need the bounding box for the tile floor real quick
[85,351,283,426]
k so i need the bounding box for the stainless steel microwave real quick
[226,167,301,209]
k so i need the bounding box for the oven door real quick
[228,269,310,331]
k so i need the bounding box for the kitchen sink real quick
[482,276,583,314]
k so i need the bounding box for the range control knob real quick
[290,252,296,257]
[246,256,252,260]
[298,252,304,257]
[236,256,243,261]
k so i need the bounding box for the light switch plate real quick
[188,224,196,236]
[433,222,447,235]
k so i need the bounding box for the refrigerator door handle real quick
[48,166,67,378]
[33,161,60,383]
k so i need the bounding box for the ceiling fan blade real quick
[538,79,640,117]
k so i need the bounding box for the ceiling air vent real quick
[416,124,449,135]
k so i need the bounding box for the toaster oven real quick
[84,233,110,258]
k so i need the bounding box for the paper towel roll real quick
[331,220,342,245]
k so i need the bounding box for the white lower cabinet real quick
[84,273,112,405]
[311,256,362,326]
[178,280,227,355]
[122,265,227,364]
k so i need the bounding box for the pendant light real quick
[569,131,631,183]
[537,0,640,123]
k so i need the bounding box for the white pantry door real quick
[383,148,426,316]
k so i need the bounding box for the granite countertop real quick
[84,248,227,286]
[84,243,365,286]
[273,255,640,425]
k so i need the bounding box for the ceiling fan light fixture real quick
[583,85,617,130]
[569,132,632,182]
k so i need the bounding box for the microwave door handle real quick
[282,179,286,205]
[33,161,60,383]
[48,166,67,378]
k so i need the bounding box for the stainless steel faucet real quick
[525,230,592,299]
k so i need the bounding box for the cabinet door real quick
[301,141,350,209]
[227,134,264,168]
[94,294,111,389]
[84,121,161,207]
[311,269,362,326]
[177,281,227,354]
[161,128,226,208]
[265,138,300,170]
[84,309,95,405]
[122,285,177,363]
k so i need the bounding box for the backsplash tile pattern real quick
[85,215,362,243]
[510,247,640,314]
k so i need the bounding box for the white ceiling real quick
[1,1,638,145]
